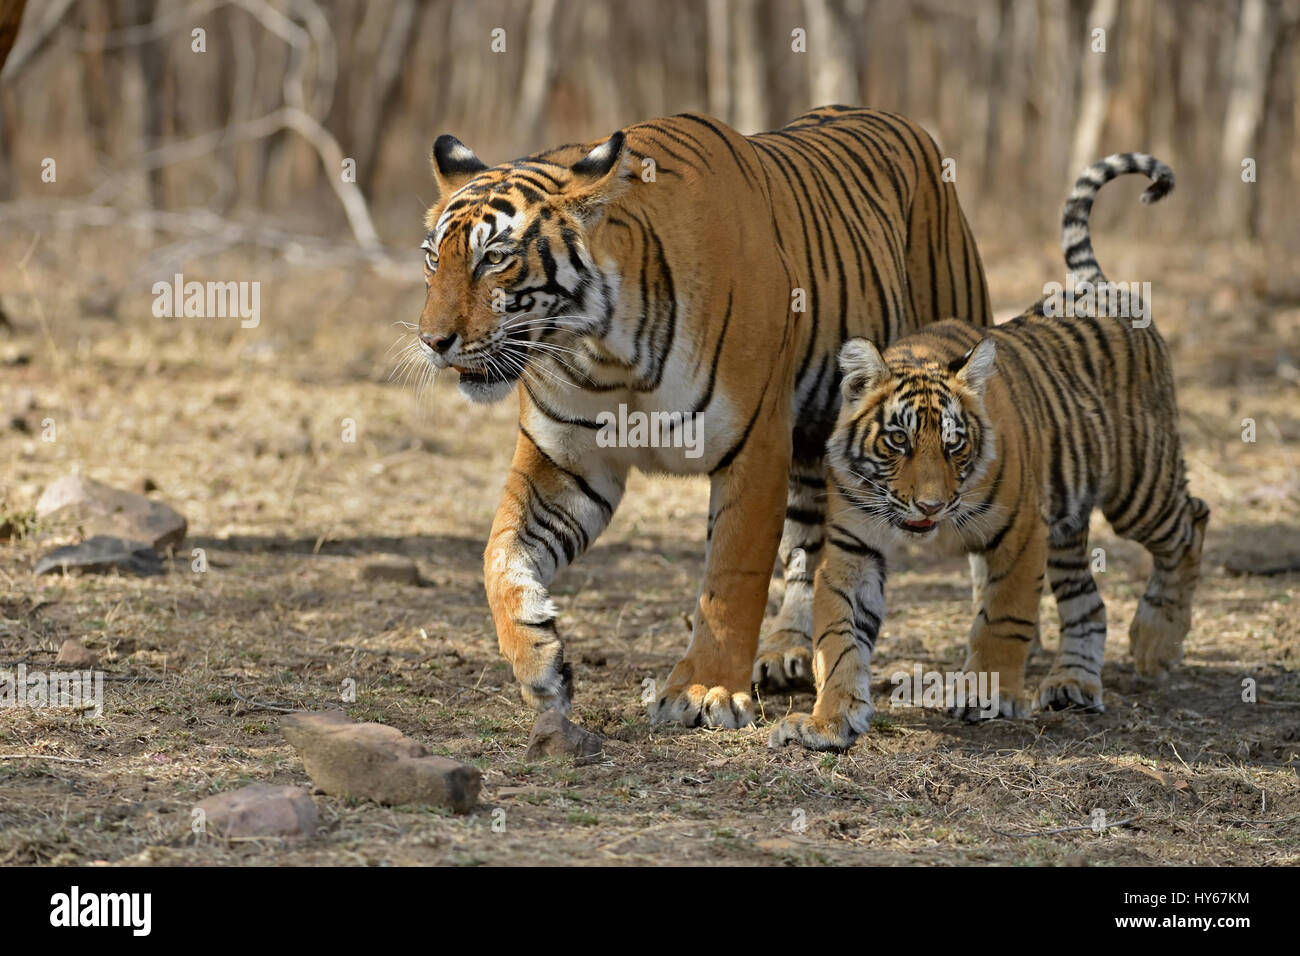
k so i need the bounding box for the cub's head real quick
[416,131,630,402]
[829,336,998,536]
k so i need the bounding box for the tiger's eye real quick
[485,249,506,265]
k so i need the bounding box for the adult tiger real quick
[416,106,991,727]
[770,153,1209,750]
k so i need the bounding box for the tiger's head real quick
[416,131,630,402]
[829,336,998,536]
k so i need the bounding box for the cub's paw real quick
[1129,600,1190,679]
[768,702,872,751]
[1036,668,1104,712]
[514,640,574,715]
[752,630,815,693]
[950,681,1031,723]
[649,683,754,729]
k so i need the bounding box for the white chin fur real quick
[458,375,515,404]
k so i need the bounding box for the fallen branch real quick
[989,812,1143,838]
[0,753,93,764]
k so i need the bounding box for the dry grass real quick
[1,226,1298,866]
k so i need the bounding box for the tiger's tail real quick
[1061,152,1174,288]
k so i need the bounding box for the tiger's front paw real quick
[768,703,872,751]
[513,639,574,715]
[752,629,814,692]
[949,679,1031,722]
[1036,668,1104,712]
[649,682,755,729]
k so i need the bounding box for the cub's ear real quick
[839,338,890,403]
[952,338,997,395]
[564,131,629,223]
[431,134,488,196]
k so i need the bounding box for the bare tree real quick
[1069,0,1117,179]
[803,0,856,105]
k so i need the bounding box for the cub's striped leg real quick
[769,489,881,750]
[651,426,791,729]
[753,456,825,692]
[1125,495,1210,678]
[953,510,1045,721]
[484,429,626,714]
[971,553,1045,657]
[1037,525,1107,711]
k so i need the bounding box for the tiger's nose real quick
[916,500,945,516]
[421,332,457,354]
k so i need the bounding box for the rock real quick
[280,711,480,812]
[36,474,186,550]
[34,535,164,576]
[195,784,318,839]
[526,711,605,766]
[55,638,99,668]
[79,289,120,320]
[356,555,420,586]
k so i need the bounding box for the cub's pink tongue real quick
[904,518,934,530]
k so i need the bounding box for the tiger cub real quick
[770,153,1209,750]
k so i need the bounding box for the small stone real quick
[55,638,99,668]
[36,475,186,550]
[281,711,480,811]
[34,535,164,576]
[79,289,120,320]
[526,710,605,766]
[195,784,318,839]
[357,555,420,586]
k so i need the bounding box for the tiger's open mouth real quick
[900,518,936,533]
[453,364,511,385]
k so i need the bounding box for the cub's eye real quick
[885,428,909,451]
[947,435,965,452]
[484,248,508,265]
[424,251,438,271]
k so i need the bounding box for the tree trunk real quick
[1218,0,1272,236]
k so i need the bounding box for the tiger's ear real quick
[431,134,488,197]
[564,131,629,223]
[952,338,997,396]
[839,338,890,403]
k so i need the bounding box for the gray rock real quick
[356,555,420,585]
[195,784,318,839]
[526,710,605,766]
[34,536,164,576]
[55,638,99,668]
[281,711,480,812]
[36,475,186,550]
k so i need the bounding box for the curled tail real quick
[1061,153,1174,287]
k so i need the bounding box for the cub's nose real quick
[421,332,457,354]
[916,500,945,516]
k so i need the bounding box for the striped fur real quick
[772,153,1208,750]
[417,107,991,726]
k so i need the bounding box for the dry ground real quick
[1,225,1298,866]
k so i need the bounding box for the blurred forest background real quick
[1,0,1299,260]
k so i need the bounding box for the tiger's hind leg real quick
[753,455,825,693]
[1124,495,1210,679]
[1037,522,1107,711]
